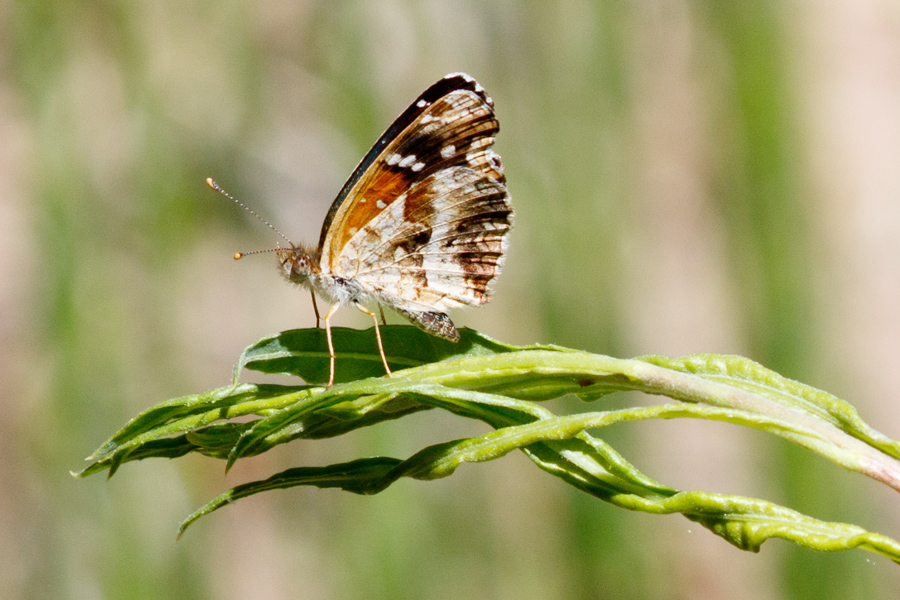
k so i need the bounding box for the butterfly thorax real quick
[276,244,366,306]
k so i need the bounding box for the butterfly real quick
[211,73,513,386]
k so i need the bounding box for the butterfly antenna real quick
[206,178,296,254]
[229,248,283,260]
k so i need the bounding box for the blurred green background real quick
[4,1,900,598]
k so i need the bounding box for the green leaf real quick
[640,354,900,459]
[175,390,900,564]
[79,326,900,565]
[235,326,555,384]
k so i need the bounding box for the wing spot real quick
[411,161,425,172]
[398,154,418,168]
[376,199,387,209]
[349,227,358,236]
[387,153,402,165]
[440,144,455,159]
[416,99,428,108]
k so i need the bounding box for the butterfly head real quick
[275,244,320,286]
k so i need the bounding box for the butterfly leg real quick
[323,303,340,386]
[354,302,392,378]
[310,291,322,328]
[378,305,387,326]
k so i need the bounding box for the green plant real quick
[78,327,900,562]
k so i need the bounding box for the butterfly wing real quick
[338,166,512,337]
[320,73,512,341]
[318,73,506,271]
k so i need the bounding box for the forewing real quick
[319,73,505,271]
[335,167,513,312]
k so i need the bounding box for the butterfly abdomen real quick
[396,308,461,342]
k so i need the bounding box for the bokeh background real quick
[3,1,900,598]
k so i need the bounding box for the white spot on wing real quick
[398,154,417,168]
[440,144,455,159]
[376,199,386,209]
[412,162,425,172]
[416,99,428,108]
[387,153,402,165]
